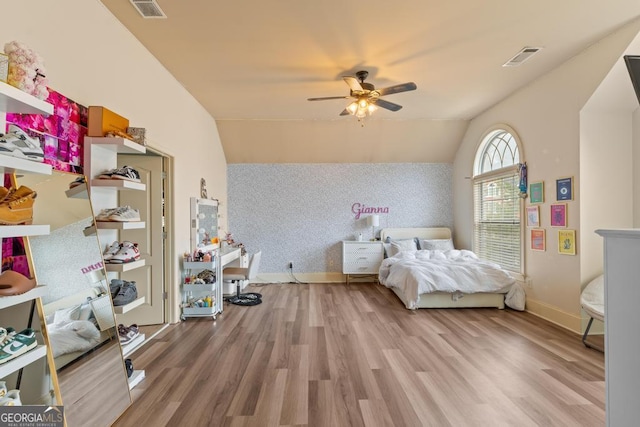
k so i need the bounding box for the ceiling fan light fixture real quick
[346,101,358,115]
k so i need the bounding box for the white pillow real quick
[385,238,418,257]
[78,303,93,321]
[53,305,81,325]
[420,238,455,251]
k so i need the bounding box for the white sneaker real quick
[95,207,119,222]
[109,241,141,264]
[0,328,15,347]
[0,389,21,406]
[103,241,121,262]
[108,206,141,222]
[0,125,44,162]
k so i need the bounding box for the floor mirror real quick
[20,171,132,426]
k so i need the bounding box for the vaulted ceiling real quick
[101,0,640,163]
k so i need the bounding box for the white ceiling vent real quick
[502,47,543,67]
[129,0,167,19]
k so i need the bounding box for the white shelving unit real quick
[84,136,149,390]
[0,81,53,116]
[0,285,47,309]
[104,259,146,273]
[65,183,88,199]
[121,333,146,357]
[0,346,48,380]
[113,296,146,314]
[96,221,146,230]
[0,82,58,406]
[90,179,146,191]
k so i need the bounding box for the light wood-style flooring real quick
[113,283,605,426]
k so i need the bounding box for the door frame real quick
[141,145,176,324]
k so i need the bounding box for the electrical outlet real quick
[525,277,533,288]
[288,262,293,269]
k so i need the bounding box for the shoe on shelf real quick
[0,380,5,398]
[0,187,10,204]
[109,241,141,264]
[0,270,37,296]
[0,186,37,225]
[103,241,121,263]
[68,176,86,189]
[109,279,125,298]
[125,358,134,378]
[0,124,44,163]
[108,206,141,222]
[109,166,141,183]
[112,282,138,306]
[118,323,140,344]
[0,328,15,347]
[0,389,21,406]
[0,328,37,364]
[97,167,118,180]
[95,207,119,222]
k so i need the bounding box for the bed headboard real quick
[43,287,102,316]
[380,227,451,241]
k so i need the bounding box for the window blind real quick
[473,172,521,272]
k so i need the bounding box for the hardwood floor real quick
[113,283,605,427]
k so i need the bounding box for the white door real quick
[117,154,165,325]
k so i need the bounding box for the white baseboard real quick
[525,298,583,334]
[251,272,345,284]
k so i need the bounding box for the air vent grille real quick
[502,47,542,67]
[129,0,167,19]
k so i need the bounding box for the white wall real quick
[0,0,228,322]
[453,17,640,332]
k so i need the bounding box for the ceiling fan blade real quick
[343,76,363,92]
[375,82,417,96]
[339,109,352,116]
[371,98,403,112]
[307,96,352,101]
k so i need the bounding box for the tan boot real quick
[0,187,36,225]
[0,187,9,204]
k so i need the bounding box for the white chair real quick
[224,251,262,306]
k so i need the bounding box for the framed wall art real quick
[556,177,573,201]
[529,181,544,204]
[526,206,540,227]
[531,229,546,251]
[550,203,567,227]
[558,229,576,255]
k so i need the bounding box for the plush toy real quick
[3,41,49,100]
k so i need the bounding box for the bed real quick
[43,287,115,369]
[378,227,524,310]
[581,274,604,351]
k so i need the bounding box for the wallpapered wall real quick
[228,163,453,274]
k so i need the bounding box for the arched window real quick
[473,127,523,273]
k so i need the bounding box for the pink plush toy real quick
[3,41,49,100]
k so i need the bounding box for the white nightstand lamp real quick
[367,214,379,241]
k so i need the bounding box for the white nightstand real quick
[342,240,384,285]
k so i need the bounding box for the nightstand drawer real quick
[343,244,382,255]
[343,260,381,274]
[342,240,384,276]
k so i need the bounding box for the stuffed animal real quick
[3,41,49,100]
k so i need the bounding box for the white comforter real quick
[47,320,101,358]
[379,250,523,310]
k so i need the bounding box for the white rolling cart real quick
[181,252,222,320]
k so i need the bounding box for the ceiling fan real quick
[307,70,417,118]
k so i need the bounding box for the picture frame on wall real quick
[556,177,573,201]
[526,206,540,227]
[558,229,576,255]
[529,181,544,204]
[531,229,546,251]
[550,203,567,227]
